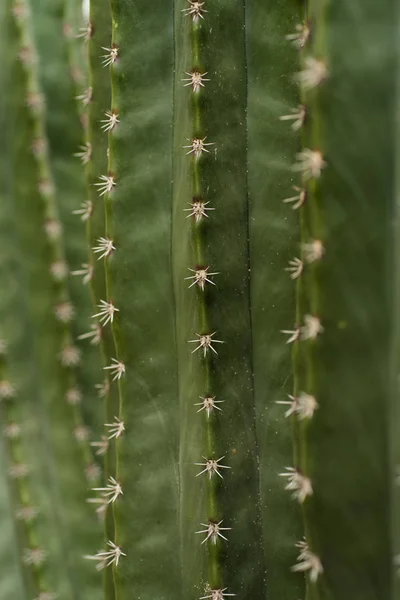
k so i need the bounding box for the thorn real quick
[91,436,109,456]
[92,299,119,326]
[183,199,215,222]
[282,186,306,210]
[87,496,107,519]
[65,388,82,405]
[195,456,231,479]
[77,21,93,42]
[285,22,310,49]
[38,180,55,197]
[85,463,101,483]
[105,417,125,440]
[92,476,123,504]
[276,392,318,420]
[44,219,62,240]
[182,71,209,92]
[185,267,218,290]
[194,395,223,418]
[74,142,92,165]
[78,324,102,345]
[75,86,93,106]
[92,237,115,260]
[301,315,323,340]
[196,520,231,545]
[84,541,126,570]
[280,327,300,344]
[182,0,207,22]
[302,240,325,263]
[104,358,125,381]
[188,332,224,357]
[292,149,327,179]
[72,200,93,222]
[59,345,81,367]
[279,105,306,131]
[100,109,120,132]
[94,174,116,196]
[279,467,313,503]
[33,593,59,600]
[22,548,46,566]
[0,339,7,355]
[71,263,93,284]
[50,260,68,281]
[0,380,16,400]
[74,426,90,442]
[55,302,75,323]
[4,422,21,439]
[291,539,323,583]
[184,137,214,159]
[296,57,328,90]
[16,505,39,522]
[95,379,110,398]
[285,258,303,280]
[26,92,44,113]
[101,45,119,67]
[9,463,30,479]
[200,589,235,600]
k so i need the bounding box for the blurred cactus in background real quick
[0,1,399,599]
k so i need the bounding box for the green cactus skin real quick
[290,1,397,599]
[4,1,103,598]
[30,0,103,439]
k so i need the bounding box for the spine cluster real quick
[279,7,327,587]
[183,3,232,599]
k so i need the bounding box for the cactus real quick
[0,1,399,599]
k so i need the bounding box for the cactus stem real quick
[103,358,125,380]
[188,333,224,356]
[100,45,119,67]
[182,71,210,92]
[195,457,231,479]
[84,540,126,570]
[182,1,207,22]
[196,521,231,545]
[104,417,125,440]
[100,109,119,132]
[279,467,313,503]
[94,174,116,196]
[194,396,224,417]
[291,540,323,583]
[184,137,214,158]
[279,105,306,131]
[293,149,327,179]
[285,258,303,280]
[92,236,115,259]
[92,476,123,504]
[185,267,218,290]
[184,199,215,221]
[72,200,93,221]
[275,392,319,420]
[92,299,119,326]
[285,23,311,49]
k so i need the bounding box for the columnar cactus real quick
[0,1,398,599]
